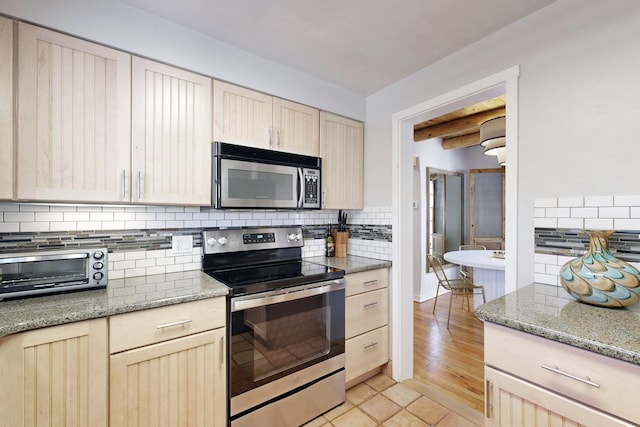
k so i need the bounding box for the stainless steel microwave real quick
[212,142,321,209]
[0,248,108,300]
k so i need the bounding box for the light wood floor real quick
[413,292,485,415]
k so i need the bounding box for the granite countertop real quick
[0,270,228,337]
[476,282,640,366]
[306,255,392,274]
[0,255,390,338]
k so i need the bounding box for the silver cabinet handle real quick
[121,169,127,199]
[268,127,273,148]
[219,336,224,366]
[156,319,192,329]
[276,129,280,149]
[363,301,379,309]
[364,341,379,350]
[485,379,493,418]
[541,364,600,388]
[136,171,142,199]
[363,280,378,287]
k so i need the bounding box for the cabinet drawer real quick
[110,297,225,354]
[345,268,388,297]
[345,325,389,382]
[346,288,388,339]
[485,323,640,425]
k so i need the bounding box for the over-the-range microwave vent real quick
[214,141,321,168]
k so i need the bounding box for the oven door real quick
[217,158,300,209]
[229,279,345,417]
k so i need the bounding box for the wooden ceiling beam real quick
[441,132,481,150]
[414,107,505,142]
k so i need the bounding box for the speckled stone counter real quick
[305,255,391,274]
[0,270,228,337]
[476,283,640,366]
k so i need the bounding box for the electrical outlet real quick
[172,235,193,254]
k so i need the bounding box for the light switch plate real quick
[172,235,193,254]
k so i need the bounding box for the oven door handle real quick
[231,278,346,312]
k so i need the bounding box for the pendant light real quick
[480,116,506,165]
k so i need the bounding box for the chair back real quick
[459,244,487,250]
[427,254,452,290]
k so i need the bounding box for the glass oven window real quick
[1,257,88,288]
[230,289,344,397]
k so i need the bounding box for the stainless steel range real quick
[202,227,346,427]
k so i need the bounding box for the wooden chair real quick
[428,254,486,329]
[458,244,487,281]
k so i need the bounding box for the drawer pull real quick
[364,341,379,350]
[363,280,378,286]
[541,364,600,388]
[363,301,379,309]
[156,319,193,330]
[485,379,493,418]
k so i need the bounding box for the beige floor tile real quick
[381,383,422,407]
[302,415,329,427]
[359,393,401,423]
[435,411,480,427]
[406,395,450,425]
[323,400,354,421]
[332,407,378,427]
[381,409,429,427]
[346,382,377,406]
[365,373,397,392]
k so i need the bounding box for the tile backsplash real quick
[0,203,393,279]
[534,194,640,287]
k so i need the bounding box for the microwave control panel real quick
[302,168,320,208]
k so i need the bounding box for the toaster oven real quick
[0,248,108,300]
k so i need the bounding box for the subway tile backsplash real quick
[534,194,640,286]
[0,203,393,278]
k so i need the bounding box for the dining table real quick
[443,249,505,308]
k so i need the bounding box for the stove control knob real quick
[287,233,296,242]
[218,237,228,246]
[295,233,303,241]
[206,238,216,247]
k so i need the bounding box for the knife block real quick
[333,231,348,258]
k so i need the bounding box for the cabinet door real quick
[131,57,212,205]
[320,111,364,209]
[0,17,13,200]
[212,80,272,150]
[273,97,319,156]
[0,319,108,427]
[16,22,131,203]
[485,366,634,427]
[110,328,226,427]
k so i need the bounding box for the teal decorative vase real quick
[559,230,640,307]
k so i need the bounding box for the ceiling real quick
[119,0,555,96]
[414,95,506,149]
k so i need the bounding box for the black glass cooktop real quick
[207,260,344,297]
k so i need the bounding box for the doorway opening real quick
[389,66,520,390]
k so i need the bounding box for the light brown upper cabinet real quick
[320,111,364,209]
[16,22,132,203]
[131,57,212,205]
[213,80,320,156]
[0,17,13,200]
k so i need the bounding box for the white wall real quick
[366,0,640,288]
[0,0,365,121]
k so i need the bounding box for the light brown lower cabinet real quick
[0,318,108,427]
[484,323,640,426]
[344,268,389,387]
[110,329,226,427]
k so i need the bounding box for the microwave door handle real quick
[297,167,304,208]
